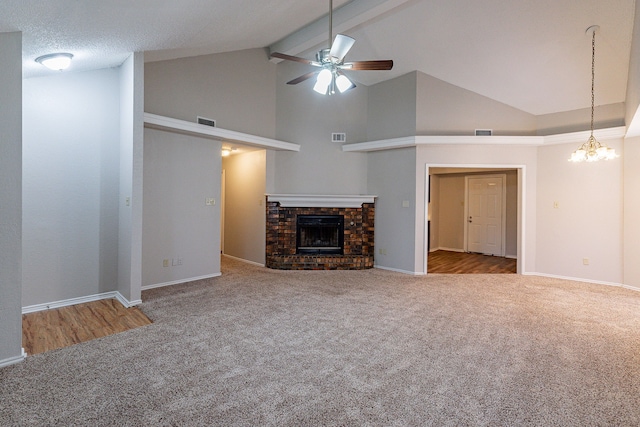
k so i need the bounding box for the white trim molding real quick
[141,273,222,291]
[0,348,26,368]
[342,126,626,152]
[22,291,140,314]
[524,272,637,292]
[222,254,265,267]
[267,194,376,208]
[375,265,425,276]
[144,113,301,152]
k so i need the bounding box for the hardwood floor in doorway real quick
[23,299,152,355]
[428,250,516,274]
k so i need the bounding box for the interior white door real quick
[467,176,503,255]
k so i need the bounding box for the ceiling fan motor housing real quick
[316,48,333,64]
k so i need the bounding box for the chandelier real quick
[569,25,618,162]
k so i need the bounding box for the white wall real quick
[145,49,277,139]
[536,139,624,284]
[624,137,640,289]
[0,32,23,364]
[416,144,537,274]
[22,68,121,307]
[274,60,369,195]
[142,128,221,287]
[222,150,266,265]
[367,148,417,274]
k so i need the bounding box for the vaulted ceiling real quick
[1,0,636,116]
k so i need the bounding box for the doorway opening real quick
[426,166,523,275]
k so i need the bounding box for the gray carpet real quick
[2,257,640,426]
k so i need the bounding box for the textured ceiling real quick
[0,0,636,115]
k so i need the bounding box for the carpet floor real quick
[1,257,639,426]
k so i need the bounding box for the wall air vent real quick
[197,116,216,127]
[332,132,346,143]
[475,129,492,136]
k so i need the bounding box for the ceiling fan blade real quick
[329,34,355,62]
[287,71,318,85]
[342,60,394,71]
[271,52,320,66]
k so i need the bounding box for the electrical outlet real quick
[177,258,183,265]
[554,201,559,209]
[205,198,216,206]
[583,258,589,265]
[163,259,169,267]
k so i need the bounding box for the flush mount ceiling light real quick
[271,0,393,95]
[35,53,73,71]
[221,147,236,157]
[569,26,618,162]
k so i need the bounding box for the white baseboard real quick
[524,272,638,291]
[222,253,265,267]
[22,291,138,314]
[0,348,26,368]
[141,273,222,291]
[505,254,518,259]
[375,264,425,276]
[434,247,465,253]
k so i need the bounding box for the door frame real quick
[463,174,507,256]
[424,164,526,276]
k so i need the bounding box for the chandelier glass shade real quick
[569,26,618,162]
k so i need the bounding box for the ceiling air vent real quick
[197,116,216,127]
[332,132,346,143]
[475,129,492,136]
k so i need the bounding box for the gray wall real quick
[367,147,417,274]
[0,32,23,364]
[626,4,640,130]
[536,103,625,135]
[222,150,267,265]
[274,60,369,195]
[436,174,466,251]
[367,72,417,141]
[415,71,537,136]
[142,128,221,287]
[145,48,277,139]
[22,68,122,307]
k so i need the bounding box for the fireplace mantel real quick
[266,194,376,208]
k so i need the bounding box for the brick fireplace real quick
[266,195,375,270]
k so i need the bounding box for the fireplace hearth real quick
[266,194,375,270]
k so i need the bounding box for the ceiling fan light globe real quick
[336,74,355,93]
[313,80,329,95]
[316,69,332,85]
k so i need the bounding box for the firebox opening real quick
[296,215,344,255]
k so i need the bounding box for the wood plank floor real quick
[22,299,152,355]
[428,250,517,274]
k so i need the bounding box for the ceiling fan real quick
[271,0,393,95]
